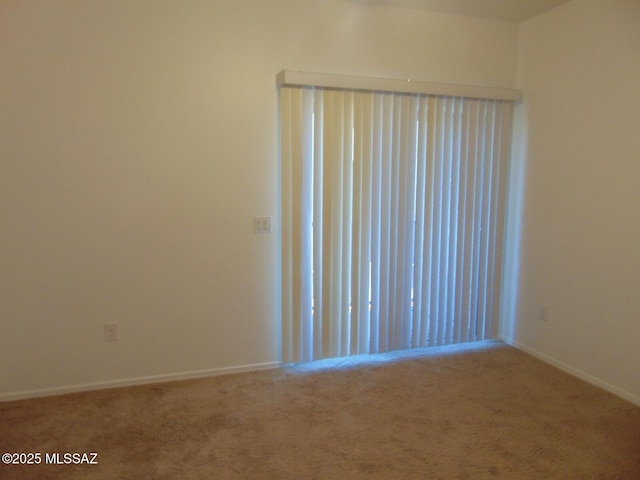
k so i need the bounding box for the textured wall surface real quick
[0,0,518,398]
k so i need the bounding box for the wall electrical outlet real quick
[104,323,118,342]
[539,305,550,322]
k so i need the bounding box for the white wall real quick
[504,0,640,404]
[0,0,518,399]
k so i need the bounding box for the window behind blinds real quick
[281,84,513,364]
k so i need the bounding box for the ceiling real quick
[361,0,572,22]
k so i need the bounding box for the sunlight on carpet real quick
[287,339,503,374]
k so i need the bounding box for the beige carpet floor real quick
[1,342,639,479]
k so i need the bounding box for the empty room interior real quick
[1,0,639,478]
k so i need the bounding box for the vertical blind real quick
[281,83,513,364]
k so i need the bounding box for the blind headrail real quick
[277,70,522,102]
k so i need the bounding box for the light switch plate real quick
[254,216,272,234]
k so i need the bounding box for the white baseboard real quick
[5,342,639,407]
[0,361,280,402]
[502,337,640,407]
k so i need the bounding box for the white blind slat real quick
[454,99,472,344]
[281,88,294,362]
[369,94,383,353]
[411,96,429,348]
